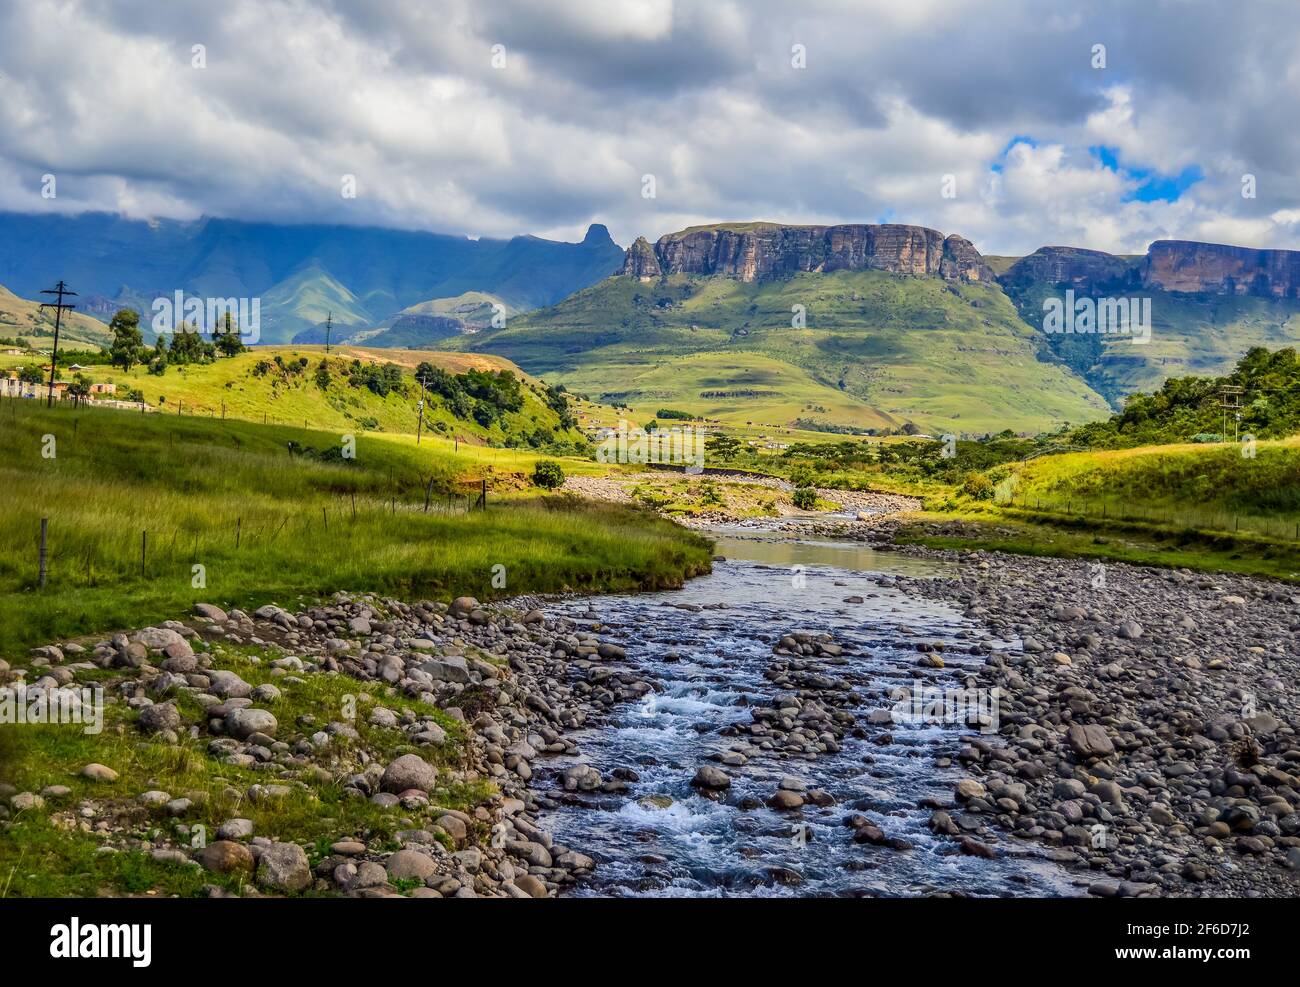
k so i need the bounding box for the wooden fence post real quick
[38,518,48,588]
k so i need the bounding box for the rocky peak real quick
[1001,247,1140,294]
[582,223,614,246]
[621,236,663,280]
[621,223,993,284]
[1143,240,1300,298]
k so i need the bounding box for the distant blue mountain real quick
[0,212,623,343]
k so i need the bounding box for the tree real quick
[108,309,144,370]
[961,472,994,500]
[67,373,93,404]
[18,364,45,385]
[169,324,214,365]
[532,460,565,490]
[213,311,245,357]
[706,433,741,461]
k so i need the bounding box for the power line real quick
[39,280,77,408]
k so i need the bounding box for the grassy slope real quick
[0,402,711,658]
[450,271,1112,435]
[1008,282,1300,405]
[896,437,1300,581]
[896,511,1300,583]
[0,345,583,447]
[998,438,1300,536]
[0,284,111,349]
[258,263,376,343]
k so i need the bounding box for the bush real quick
[961,471,994,500]
[532,460,566,490]
[789,465,816,487]
[792,487,818,510]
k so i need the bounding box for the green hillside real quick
[447,270,1113,435]
[398,290,514,324]
[0,400,708,658]
[0,284,112,349]
[0,345,589,452]
[1000,265,1300,407]
[257,262,376,343]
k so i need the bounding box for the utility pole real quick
[39,280,77,408]
[1219,385,1243,443]
[415,366,429,445]
[324,311,332,354]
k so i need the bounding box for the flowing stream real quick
[538,524,1079,897]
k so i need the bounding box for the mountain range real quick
[0,212,624,344]
[4,207,1300,434]
[447,223,1300,434]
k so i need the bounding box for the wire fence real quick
[997,489,1300,542]
[28,481,492,590]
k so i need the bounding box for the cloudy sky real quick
[1,0,1298,255]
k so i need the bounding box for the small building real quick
[89,382,116,396]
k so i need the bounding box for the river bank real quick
[3,521,1296,897]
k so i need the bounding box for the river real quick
[537,524,1080,897]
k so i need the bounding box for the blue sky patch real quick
[1090,144,1203,202]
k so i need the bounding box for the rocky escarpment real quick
[1000,247,1141,294]
[621,223,994,284]
[1144,240,1300,298]
[1000,240,1300,299]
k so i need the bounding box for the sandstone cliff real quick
[622,223,994,284]
[1143,240,1300,298]
[1002,241,1300,299]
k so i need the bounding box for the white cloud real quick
[1,0,1298,255]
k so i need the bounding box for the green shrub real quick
[532,460,565,490]
[792,487,818,509]
[961,472,994,500]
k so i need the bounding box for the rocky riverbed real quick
[2,524,1297,898]
[881,544,1300,897]
[561,470,920,526]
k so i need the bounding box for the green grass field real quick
[896,435,1300,580]
[0,401,711,658]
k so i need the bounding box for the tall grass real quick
[997,440,1300,541]
[0,401,711,656]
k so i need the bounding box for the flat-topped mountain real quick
[622,222,993,284]
[1003,240,1300,299]
[450,221,1110,434]
[998,240,1300,407]
[1000,246,1142,294]
[1144,240,1300,297]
